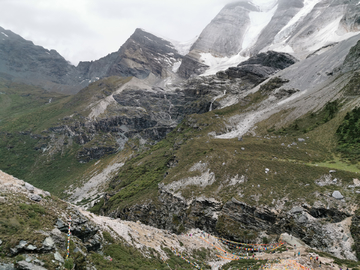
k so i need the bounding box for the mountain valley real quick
[1,0,360,269]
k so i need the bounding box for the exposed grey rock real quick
[296,214,308,224]
[43,191,51,197]
[30,194,42,202]
[56,219,67,231]
[0,197,6,203]
[298,138,305,142]
[329,170,337,173]
[0,263,15,270]
[24,183,34,193]
[25,245,37,251]
[332,191,344,200]
[10,248,19,256]
[0,239,2,245]
[15,261,47,270]
[54,251,64,263]
[290,206,304,214]
[0,27,183,94]
[41,237,55,251]
[16,240,28,249]
[50,228,65,249]
[85,235,102,252]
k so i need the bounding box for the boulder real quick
[41,237,55,251]
[54,251,64,263]
[0,263,15,270]
[25,245,37,251]
[24,183,34,193]
[289,206,304,214]
[15,261,47,270]
[16,240,27,249]
[56,219,67,231]
[30,194,42,202]
[51,228,65,249]
[332,190,344,200]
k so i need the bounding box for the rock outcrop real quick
[0,27,182,94]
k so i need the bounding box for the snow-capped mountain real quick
[178,0,360,78]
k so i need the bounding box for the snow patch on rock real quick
[200,53,248,76]
[242,3,277,50]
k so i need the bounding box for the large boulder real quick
[332,190,344,200]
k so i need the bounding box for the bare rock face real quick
[177,1,258,79]
[190,1,256,57]
[0,27,182,94]
[0,26,78,94]
[217,51,297,83]
[80,28,183,81]
[339,0,360,32]
[250,0,304,54]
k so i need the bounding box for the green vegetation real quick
[336,107,360,162]
[308,249,360,269]
[89,244,208,270]
[0,192,67,266]
[222,259,268,270]
[0,76,132,196]
[96,91,359,216]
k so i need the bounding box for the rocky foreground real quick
[0,170,358,270]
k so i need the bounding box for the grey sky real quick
[0,0,238,65]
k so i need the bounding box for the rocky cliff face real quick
[0,27,183,94]
[79,28,183,81]
[0,26,79,94]
[178,0,360,78]
[34,51,296,163]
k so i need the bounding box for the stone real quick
[290,206,304,214]
[16,240,27,249]
[353,178,360,187]
[10,248,19,256]
[0,263,15,270]
[332,191,344,200]
[0,197,6,204]
[15,261,47,270]
[30,194,42,202]
[24,183,35,193]
[25,245,37,251]
[0,239,2,245]
[44,191,51,197]
[56,219,67,231]
[329,170,336,173]
[298,138,305,142]
[297,215,308,224]
[42,237,55,251]
[54,251,64,263]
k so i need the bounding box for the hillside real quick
[0,0,360,268]
[1,169,359,270]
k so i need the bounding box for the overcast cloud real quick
[0,0,239,65]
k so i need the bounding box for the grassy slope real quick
[100,83,360,214]
[0,77,132,196]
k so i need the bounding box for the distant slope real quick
[0,27,183,94]
[178,0,360,78]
